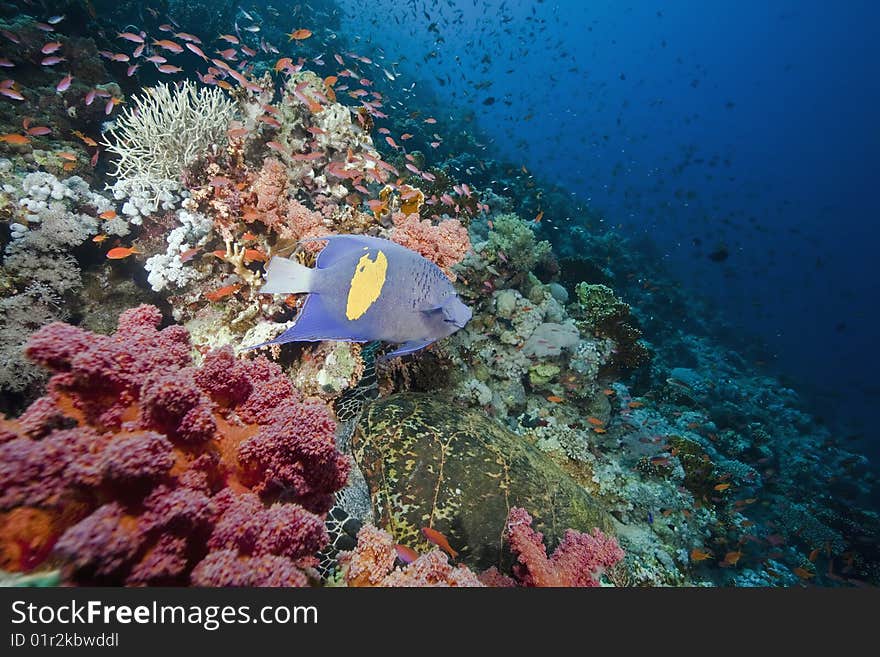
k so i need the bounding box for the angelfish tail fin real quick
[260,256,314,294]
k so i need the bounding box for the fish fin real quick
[384,339,435,359]
[260,256,314,294]
[244,294,372,350]
[303,234,396,268]
[419,295,454,317]
[420,296,470,326]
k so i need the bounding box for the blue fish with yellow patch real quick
[252,235,472,357]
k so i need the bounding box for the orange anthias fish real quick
[98,209,116,219]
[713,483,731,492]
[721,551,742,566]
[152,39,183,53]
[393,544,420,565]
[587,416,605,427]
[205,283,242,302]
[366,199,387,214]
[179,247,200,263]
[546,395,564,403]
[72,130,98,147]
[0,133,29,144]
[274,57,293,72]
[792,567,814,580]
[691,548,712,562]
[421,527,458,559]
[287,29,312,41]
[106,246,140,259]
[243,248,267,262]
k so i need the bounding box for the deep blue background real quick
[339,0,879,456]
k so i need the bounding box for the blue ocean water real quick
[340,0,880,462]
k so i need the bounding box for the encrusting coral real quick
[0,305,349,585]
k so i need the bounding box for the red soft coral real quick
[25,305,192,429]
[191,549,309,587]
[237,400,350,514]
[340,509,624,588]
[139,370,216,444]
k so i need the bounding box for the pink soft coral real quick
[340,510,624,588]
[390,212,471,280]
[505,507,624,587]
[248,158,333,250]
[282,199,333,250]
[340,525,484,587]
[250,157,289,231]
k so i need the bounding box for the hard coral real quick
[104,82,235,211]
[574,282,651,372]
[505,507,624,587]
[0,305,349,585]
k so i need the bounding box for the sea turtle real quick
[320,345,612,574]
[349,394,613,571]
[316,342,382,578]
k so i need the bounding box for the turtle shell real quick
[352,393,612,570]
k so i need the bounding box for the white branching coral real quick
[104,81,236,217]
[144,207,214,292]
